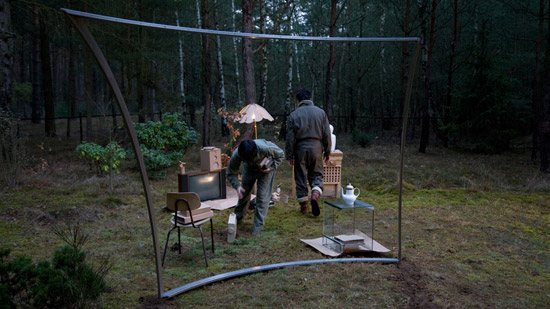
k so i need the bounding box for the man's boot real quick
[311,190,321,216]
[299,201,309,215]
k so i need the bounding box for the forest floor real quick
[1,125,549,308]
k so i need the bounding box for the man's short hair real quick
[296,89,312,101]
[238,139,257,162]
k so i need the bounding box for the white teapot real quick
[341,183,360,206]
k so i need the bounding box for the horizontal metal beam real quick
[60,8,419,43]
[162,257,399,298]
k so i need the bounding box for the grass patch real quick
[1,135,549,307]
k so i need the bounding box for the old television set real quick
[178,168,227,201]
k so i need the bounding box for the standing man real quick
[285,89,331,216]
[227,139,284,235]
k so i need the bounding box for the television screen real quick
[178,168,227,201]
[189,172,220,201]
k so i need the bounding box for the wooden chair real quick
[162,192,214,267]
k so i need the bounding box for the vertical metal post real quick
[65,14,164,297]
[398,40,421,261]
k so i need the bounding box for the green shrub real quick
[31,246,107,308]
[0,248,37,307]
[0,228,109,308]
[76,141,127,176]
[352,129,371,148]
[134,112,198,171]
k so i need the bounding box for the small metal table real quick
[323,199,375,253]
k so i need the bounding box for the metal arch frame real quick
[61,8,420,299]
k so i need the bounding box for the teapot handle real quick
[353,187,360,197]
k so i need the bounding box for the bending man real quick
[227,139,284,235]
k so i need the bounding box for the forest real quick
[0,0,548,163]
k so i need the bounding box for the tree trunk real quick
[379,3,391,131]
[175,11,186,117]
[535,0,550,173]
[137,1,145,123]
[443,0,458,148]
[259,1,268,107]
[17,33,26,88]
[324,0,337,122]
[111,99,117,130]
[66,33,74,137]
[292,10,300,85]
[85,51,93,137]
[196,0,202,27]
[350,18,361,132]
[427,0,438,138]
[231,0,242,105]
[214,0,228,136]
[149,61,156,121]
[0,0,12,109]
[40,13,55,136]
[532,0,544,161]
[355,1,367,133]
[31,3,41,123]
[201,0,212,146]
[401,0,411,126]
[188,0,204,129]
[136,55,145,123]
[239,0,256,143]
[418,0,438,153]
[280,21,293,141]
[84,0,92,138]
[418,0,428,153]
[66,0,75,138]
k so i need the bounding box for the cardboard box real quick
[323,150,343,198]
[177,204,212,217]
[322,183,342,198]
[325,149,343,166]
[200,147,222,171]
[172,208,213,224]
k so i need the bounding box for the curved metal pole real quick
[162,258,399,298]
[398,41,421,261]
[64,14,164,298]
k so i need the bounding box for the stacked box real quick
[200,147,222,171]
[322,150,343,198]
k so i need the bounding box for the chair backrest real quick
[166,192,201,212]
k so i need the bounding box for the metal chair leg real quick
[162,226,177,267]
[198,226,208,267]
[177,226,181,254]
[210,218,215,253]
